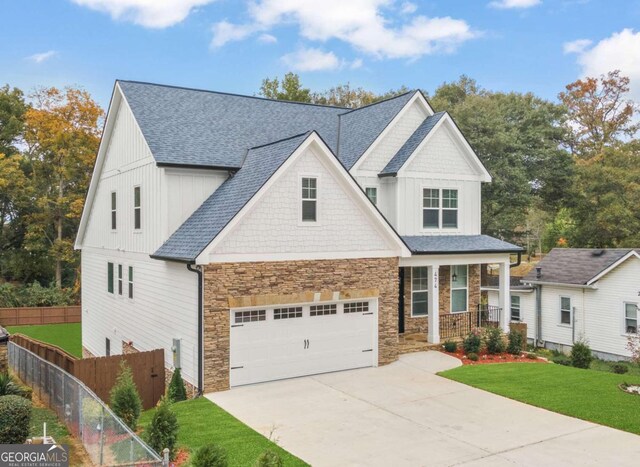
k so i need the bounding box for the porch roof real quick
[402,234,523,255]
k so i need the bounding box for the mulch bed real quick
[443,349,548,365]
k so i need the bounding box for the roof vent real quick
[592,249,605,257]
[535,267,542,279]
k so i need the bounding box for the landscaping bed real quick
[443,348,546,365]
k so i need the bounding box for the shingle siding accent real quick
[202,257,399,392]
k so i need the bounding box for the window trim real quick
[450,265,468,313]
[299,175,319,225]
[128,266,134,300]
[133,185,141,231]
[623,302,638,335]
[107,262,114,294]
[410,267,429,317]
[421,187,460,231]
[560,296,572,326]
[422,188,440,229]
[117,264,123,296]
[441,188,459,229]
[110,191,117,231]
[365,186,378,206]
[510,295,521,322]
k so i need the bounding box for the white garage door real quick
[230,299,377,387]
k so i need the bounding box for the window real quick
[442,189,458,228]
[117,264,123,295]
[134,186,141,230]
[624,303,638,334]
[301,177,317,222]
[234,309,266,324]
[128,266,133,299]
[411,267,428,317]
[107,262,114,294]
[560,296,572,325]
[111,192,117,230]
[422,189,439,228]
[274,307,302,320]
[365,187,377,206]
[511,295,521,321]
[344,302,369,313]
[310,304,337,316]
[451,265,468,313]
[105,338,110,357]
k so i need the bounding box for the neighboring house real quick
[75,81,521,394]
[485,248,640,360]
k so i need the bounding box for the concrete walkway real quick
[207,352,640,466]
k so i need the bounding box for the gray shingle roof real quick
[152,133,311,261]
[337,91,417,169]
[118,81,344,168]
[380,111,446,176]
[523,248,639,285]
[402,235,523,254]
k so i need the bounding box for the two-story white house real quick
[75,81,521,394]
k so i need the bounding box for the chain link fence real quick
[9,341,163,466]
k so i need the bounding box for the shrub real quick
[484,327,505,355]
[0,282,77,308]
[507,331,523,355]
[463,331,482,354]
[467,352,479,362]
[443,341,457,353]
[611,363,629,374]
[191,443,228,467]
[552,354,571,366]
[0,373,31,399]
[570,341,593,369]
[110,361,142,430]
[0,395,32,443]
[167,368,187,403]
[525,352,538,360]
[255,450,284,467]
[145,397,179,460]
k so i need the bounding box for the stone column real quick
[427,266,440,344]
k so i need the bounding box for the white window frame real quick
[450,265,468,313]
[107,262,114,294]
[422,187,460,230]
[117,264,123,296]
[623,302,638,334]
[411,267,428,317]
[133,185,141,231]
[365,187,378,206]
[110,191,117,231]
[441,188,459,229]
[560,296,572,326]
[299,175,319,225]
[510,295,521,322]
[422,188,440,229]
[128,266,134,300]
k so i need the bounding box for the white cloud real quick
[211,0,478,60]
[563,39,592,54]
[71,0,216,28]
[258,33,277,44]
[281,47,341,71]
[488,0,541,9]
[350,58,363,69]
[26,50,57,63]
[400,2,417,14]
[211,21,257,47]
[570,29,640,101]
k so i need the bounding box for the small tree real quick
[167,368,187,403]
[110,361,142,430]
[255,450,284,467]
[145,397,179,460]
[191,443,228,467]
[570,340,593,369]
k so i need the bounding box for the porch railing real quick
[438,305,501,340]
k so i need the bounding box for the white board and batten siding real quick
[487,290,536,340]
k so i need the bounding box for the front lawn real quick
[440,363,640,435]
[7,323,82,358]
[139,397,307,466]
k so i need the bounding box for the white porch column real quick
[427,265,440,344]
[498,260,510,333]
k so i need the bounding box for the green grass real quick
[139,397,308,466]
[7,323,82,358]
[440,363,640,434]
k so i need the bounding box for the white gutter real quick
[523,280,598,289]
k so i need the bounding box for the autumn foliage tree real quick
[22,87,103,287]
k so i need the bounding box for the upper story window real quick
[301,177,317,222]
[624,303,637,334]
[511,295,521,321]
[423,188,458,229]
[117,264,123,295]
[411,267,428,317]
[111,192,117,230]
[451,265,468,313]
[365,187,378,206]
[107,262,114,294]
[560,296,572,325]
[134,186,141,230]
[128,266,134,299]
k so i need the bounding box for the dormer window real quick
[301,177,317,222]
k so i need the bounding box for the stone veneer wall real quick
[402,264,481,335]
[203,257,399,393]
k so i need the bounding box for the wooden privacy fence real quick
[10,334,164,409]
[0,306,81,326]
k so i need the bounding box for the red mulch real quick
[170,448,190,467]
[443,349,547,365]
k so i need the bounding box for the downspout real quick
[187,263,203,396]
[535,284,542,346]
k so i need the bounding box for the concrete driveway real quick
[207,352,640,466]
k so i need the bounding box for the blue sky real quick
[2,0,640,109]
